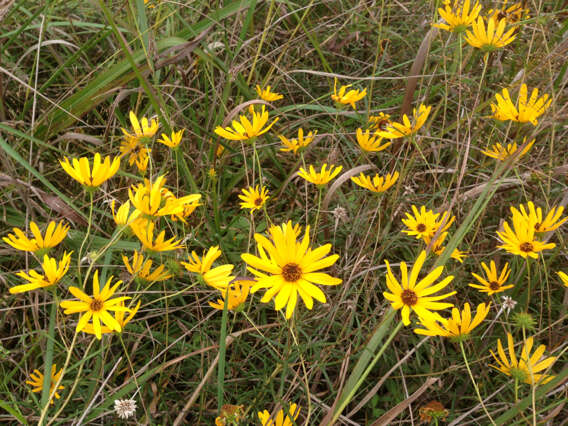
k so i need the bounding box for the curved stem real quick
[459,340,496,425]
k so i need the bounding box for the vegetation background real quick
[0,0,567,424]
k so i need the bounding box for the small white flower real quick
[501,295,517,314]
[114,398,136,420]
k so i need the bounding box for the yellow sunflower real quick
[464,17,517,51]
[60,270,131,339]
[11,251,72,294]
[256,85,284,102]
[214,105,278,141]
[209,279,253,311]
[258,403,300,426]
[351,171,399,193]
[279,128,317,154]
[490,333,557,385]
[414,302,490,341]
[26,364,64,404]
[481,138,535,161]
[239,185,269,212]
[383,250,455,326]
[241,221,342,319]
[59,153,120,189]
[510,201,567,233]
[402,205,455,242]
[331,78,367,109]
[3,220,69,254]
[434,0,482,33]
[297,164,342,186]
[377,104,431,139]
[469,260,515,295]
[490,84,552,125]
[496,214,555,258]
[355,128,391,152]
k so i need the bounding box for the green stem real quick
[40,290,58,415]
[217,286,231,412]
[459,340,496,425]
[331,316,403,424]
[77,191,94,287]
[525,258,531,312]
[312,187,323,240]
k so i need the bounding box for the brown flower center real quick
[520,242,534,253]
[416,223,427,232]
[534,223,541,231]
[489,281,501,290]
[377,119,389,130]
[90,299,104,312]
[401,289,418,306]
[282,263,302,282]
[254,197,263,206]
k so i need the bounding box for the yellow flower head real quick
[59,153,120,189]
[215,404,245,426]
[130,219,184,252]
[169,195,202,223]
[11,251,72,294]
[469,260,515,295]
[209,279,253,311]
[214,105,279,141]
[119,136,151,173]
[112,200,141,227]
[464,17,517,51]
[81,300,140,336]
[241,221,342,319]
[351,171,399,193]
[121,110,159,141]
[429,232,468,263]
[433,0,482,33]
[490,333,557,385]
[368,112,392,131]
[558,271,568,287]
[239,185,269,212]
[487,0,529,24]
[557,271,568,287]
[158,129,184,148]
[26,364,64,404]
[298,163,342,186]
[129,175,200,219]
[510,201,567,233]
[414,302,490,341]
[123,251,172,282]
[60,270,131,339]
[402,205,455,242]
[258,403,300,426]
[3,220,69,254]
[377,104,431,139]
[497,214,556,259]
[490,84,552,125]
[481,138,535,161]
[383,250,456,326]
[355,128,392,152]
[279,128,317,154]
[256,85,284,102]
[181,246,235,289]
[331,79,367,109]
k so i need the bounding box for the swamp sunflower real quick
[434,0,482,33]
[26,364,64,404]
[279,128,317,154]
[355,128,391,152]
[258,403,300,426]
[481,138,535,161]
[256,85,284,102]
[60,270,131,339]
[11,252,72,294]
[298,164,342,186]
[351,171,399,193]
[331,78,366,109]
[464,17,517,51]
[490,84,552,125]
[497,214,555,258]
[214,105,278,141]
[3,220,69,254]
[239,185,269,212]
[414,302,490,341]
[469,260,514,295]
[377,104,431,139]
[241,221,342,319]
[490,333,557,385]
[60,153,120,189]
[383,250,456,326]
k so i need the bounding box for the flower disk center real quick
[401,289,418,306]
[254,197,263,206]
[416,223,427,232]
[520,242,534,252]
[90,299,104,312]
[489,281,501,290]
[282,263,302,282]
